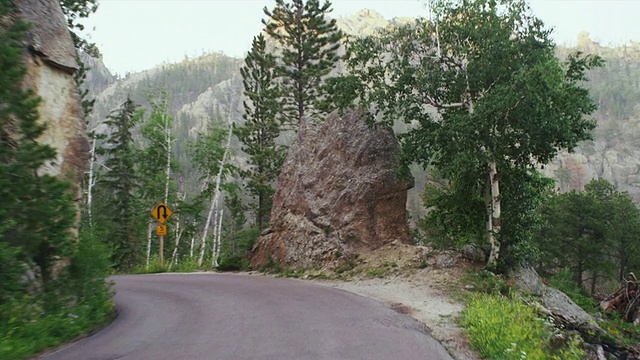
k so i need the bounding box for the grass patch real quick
[131,258,169,274]
[0,293,115,359]
[461,293,586,360]
[463,269,510,295]
[366,268,387,278]
[171,257,199,273]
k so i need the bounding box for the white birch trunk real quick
[487,160,501,268]
[169,217,183,270]
[163,103,172,204]
[210,209,219,266]
[198,117,233,267]
[86,135,97,228]
[216,209,224,264]
[146,222,153,268]
[212,209,224,267]
[189,219,196,259]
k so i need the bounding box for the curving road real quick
[39,273,453,360]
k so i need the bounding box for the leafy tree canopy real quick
[342,0,603,270]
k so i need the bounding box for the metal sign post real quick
[151,202,173,266]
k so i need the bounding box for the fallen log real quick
[600,273,640,325]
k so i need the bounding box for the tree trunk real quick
[86,135,97,229]
[169,214,183,270]
[146,222,153,268]
[189,219,196,259]
[198,120,233,267]
[212,209,224,267]
[486,161,501,269]
[258,193,264,231]
[163,110,171,204]
[210,210,219,266]
[576,261,584,289]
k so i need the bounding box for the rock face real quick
[16,0,89,199]
[251,110,414,268]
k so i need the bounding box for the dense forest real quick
[3,0,640,358]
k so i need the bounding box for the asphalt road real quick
[39,273,453,360]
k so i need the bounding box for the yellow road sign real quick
[151,202,173,224]
[156,224,167,236]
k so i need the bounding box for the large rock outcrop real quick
[251,110,414,268]
[16,0,89,198]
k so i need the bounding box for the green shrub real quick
[0,241,26,304]
[131,257,169,274]
[172,257,198,272]
[217,254,250,272]
[462,293,585,360]
[0,229,114,360]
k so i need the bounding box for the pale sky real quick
[82,0,640,76]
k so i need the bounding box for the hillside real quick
[544,33,640,200]
[83,10,640,212]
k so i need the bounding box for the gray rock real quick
[435,253,457,268]
[251,110,413,268]
[513,265,599,330]
[460,243,487,263]
[513,264,545,297]
[541,287,596,327]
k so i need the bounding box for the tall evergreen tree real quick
[263,0,343,127]
[98,97,144,269]
[236,34,285,231]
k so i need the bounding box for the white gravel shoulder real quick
[315,268,481,360]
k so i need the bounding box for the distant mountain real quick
[543,33,640,200]
[83,10,640,218]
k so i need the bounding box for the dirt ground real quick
[310,243,482,360]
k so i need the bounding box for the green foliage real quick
[97,97,146,269]
[0,0,76,282]
[534,179,640,291]
[343,0,602,271]
[138,89,177,203]
[464,270,510,296]
[0,3,113,358]
[132,257,168,274]
[236,34,285,231]
[217,254,250,272]
[462,293,586,360]
[263,0,344,126]
[0,228,114,360]
[172,257,198,273]
[0,242,25,304]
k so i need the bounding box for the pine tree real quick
[0,0,76,284]
[263,0,343,127]
[235,34,285,231]
[97,97,144,269]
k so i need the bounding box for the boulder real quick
[513,265,599,330]
[251,110,413,268]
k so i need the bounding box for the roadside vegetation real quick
[0,1,113,359]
